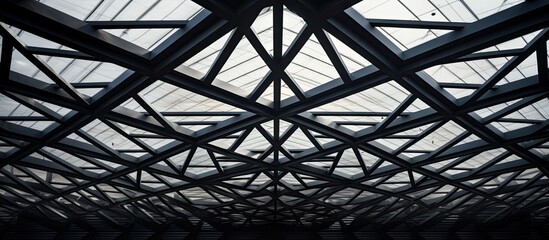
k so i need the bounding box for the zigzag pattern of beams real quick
[0,0,549,232]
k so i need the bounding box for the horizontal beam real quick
[26,47,96,61]
[87,20,189,29]
[368,18,467,30]
[0,0,151,72]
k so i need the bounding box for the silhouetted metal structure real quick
[0,0,548,237]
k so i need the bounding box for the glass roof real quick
[0,0,549,233]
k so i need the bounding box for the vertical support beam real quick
[537,42,548,87]
[0,38,13,82]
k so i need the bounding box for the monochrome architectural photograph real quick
[0,0,548,239]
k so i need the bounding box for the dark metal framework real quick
[0,0,548,234]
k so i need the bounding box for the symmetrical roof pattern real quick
[0,0,549,233]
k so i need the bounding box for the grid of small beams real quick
[0,0,548,233]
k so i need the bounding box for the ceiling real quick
[0,0,549,234]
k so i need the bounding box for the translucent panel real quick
[252,7,274,55]
[497,52,537,85]
[353,0,415,20]
[44,0,202,21]
[359,149,381,169]
[2,0,547,229]
[325,188,360,205]
[43,0,202,51]
[334,161,364,178]
[0,94,39,117]
[443,88,475,99]
[286,34,341,92]
[178,30,233,78]
[86,0,132,20]
[423,58,507,85]
[10,49,54,84]
[393,123,435,137]
[386,171,411,183]
[282,6,305,54]
[475,31,540,53]
[0,94,59,131]
[41,0,102,20]
[380,27,452,50]
[454,134,482,148]
[184,148,218,177]
[136,138,179,151]
[7,120,55,131]
[326,31,371,74]
[531,141,549,156]
[81,119,142,151]
[42,146,99,170]
[429,0,476,22]
[460,0,524,19]
[407,121,465,152]
[214,36,271,95]
[312,81,409,112]
[280,173,303,189]
[36,57,128,84]
[138,81,244,112]
[371,138,410,151]
[282,128,317,154]
[9,29,68,49]
[452,148,507,170]
[335,149,359,168]
[103,28,177,50]
[235,128,271,157]
[490,122,533,133]
[473,99,521,119]
[106,0,199,21]
[107,120,179,152]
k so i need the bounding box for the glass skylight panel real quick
[497,52,537,85]
[252,7,274,56]
[312,81,409,112]
[380,27,452,50]
[36,57,128,84]
[138,81,243,113]
[0,94,35,116]
[9,29,63,49]
[81,119,142,151]
[282,6,305,54]
[282,128,317,153]
[235,128,271,156]
[43,0,203,50]
[104,28,176,50]
[424,0,475,22]
[97,0,202,50]
[144,138,180,151]
[371,138,410,151]
[40,0,102,20]
[10,49,52,83]
[460,0,524,19]
[85,0,131,21]
[353,0,415,20]
[13,120,54,131]
[453,148,507,170]
[473,99,520,119]
[214,36,270,94]
[1,0,548,231]
[424,58,507,85]
[286,34,341,92]
[476,32,535,52]
[178,30,233,79]
[325,31,372,74]
[0,94,57,131]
